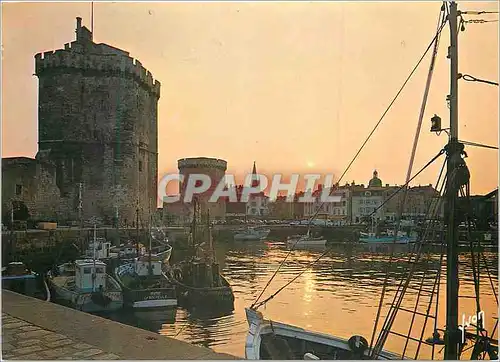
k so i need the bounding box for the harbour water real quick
[106,240,498,358]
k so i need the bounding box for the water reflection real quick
[107,240,498,358]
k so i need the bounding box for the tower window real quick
[139,161,143,172]
[15,184,23,196]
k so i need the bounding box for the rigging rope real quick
[301,7,449,227]
[368,152,446,357]
[251,5,449,309]
[463,18,499,23]
[252,248,331,310]
[336,18,448,188]
[371,163,448,358]
[459,140,499,150]
[461,10,499,15]
[459,73,499,86]
[369,6,447,354]
[366,149,445,220]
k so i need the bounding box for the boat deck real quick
[52,276,122,293]
[119,274,173,290]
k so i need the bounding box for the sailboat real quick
[48,225,123,312]
[245,2,498,359]
[286,229,327,248]
[234,226,271,241]
[164,197,235,311]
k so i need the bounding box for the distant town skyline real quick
[2,2,498,195]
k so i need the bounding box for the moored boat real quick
[83,237,115,259]
[2,262,51,301]
[286,231,327,248]
[165,258,234,310]
[234,226,271,241]
[48,259,123,313]
[358,232,416,244]
[114,254,177,309]
[165,197,235,311]
[245,308,400,360]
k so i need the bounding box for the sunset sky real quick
[2,1,498,195]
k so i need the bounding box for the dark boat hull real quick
[115,264,177,309]
[168,274,235,311]
[2,272,51,302]
[121,287,177,309]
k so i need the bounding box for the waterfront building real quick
[225,185,247,220]
[267,195,295,220]
[303,184,350,225]
[383,184,441,223]
[350,171,387,224]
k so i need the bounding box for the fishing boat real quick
[83,237,115,259]
[165,198,235,311]
[114,255,177,309]
[244,3,498,359]
[48,259,123,312]
[48,225,123,312]
[167,257,234,310]
[234,226,271,241]
[2,262,51,301]
[114,216,176,309]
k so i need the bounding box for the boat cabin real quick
[119,246,138,257]
[74,259,107,292]
[134,257,163,277]
[85,238,112,259]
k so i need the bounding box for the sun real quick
[306,161,315,168]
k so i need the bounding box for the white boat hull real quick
[49,277,123,313]
[132,298,177,308]
[245,308,400,360]
[234,229,271,241]
[287,238,327,248]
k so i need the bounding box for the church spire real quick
[251,161,259,188]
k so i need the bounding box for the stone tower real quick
[177,157,227,220]
[34,17,160,226]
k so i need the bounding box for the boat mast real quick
[92,223,97,292]
[78,183,83,251]
[444,1,460,359]
[148,201,152,277]
[191,197,197,254]
[136,206,140,257]
[207,208,214,263]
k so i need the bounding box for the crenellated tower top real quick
[34,17,161,98]
[178,157,228,172]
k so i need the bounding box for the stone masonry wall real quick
[34,18,159,226]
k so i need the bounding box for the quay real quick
[1,224,362,250]
[2,290,238,360]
